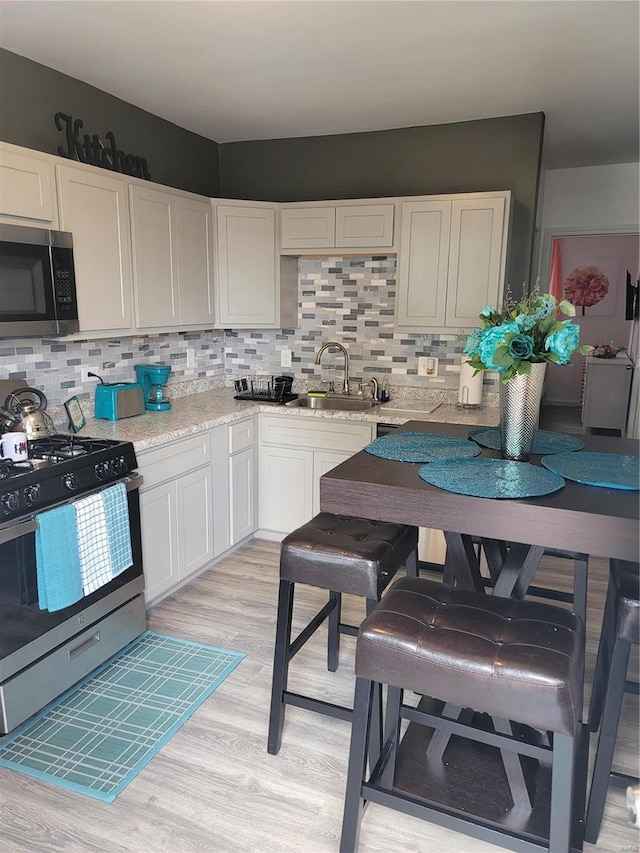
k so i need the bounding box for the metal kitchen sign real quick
[55,112,151,180]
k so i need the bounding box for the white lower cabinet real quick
[228,417,257,544]
[139,481,179,603]
[312,450,354,516]
[209,416,257,555]
[260,445,314,533]
[138,433,214,604]
[230,448,256,542]
[259,415,375,535]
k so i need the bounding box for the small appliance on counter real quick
[89,372,145,421]
[134,364,172,411]
[0,386,56,439]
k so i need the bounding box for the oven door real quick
[0,475,146,732]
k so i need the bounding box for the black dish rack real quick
[233,375,297,404]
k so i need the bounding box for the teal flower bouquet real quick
[464,292,591,384]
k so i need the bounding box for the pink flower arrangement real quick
[563,265,609,308]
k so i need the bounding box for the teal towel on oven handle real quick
[35,503,83,612]
[102,482,133,576]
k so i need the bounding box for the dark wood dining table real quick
[319,420,639,848]
[319,420,639,570]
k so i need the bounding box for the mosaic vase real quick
[499,362,547,462]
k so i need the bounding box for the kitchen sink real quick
[285,395,378,411]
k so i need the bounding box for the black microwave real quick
[0,223,79,337]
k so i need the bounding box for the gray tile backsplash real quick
[0,257,496,421]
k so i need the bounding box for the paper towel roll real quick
[458,358,484,406]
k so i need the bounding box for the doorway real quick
[538,227,639,415]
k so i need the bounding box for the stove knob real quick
[63,473,78,491]
[114,456,127,475]
[23,484,42,506]
[0,491,19,514]
[95,461,108,481]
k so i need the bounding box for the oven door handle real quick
[0,473,143,542]
[123,473,143,493]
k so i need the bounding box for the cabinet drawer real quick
[138,432,211,490]
[335,204,395,248]
[281,207,335,249]
[229,417,255,454]
[260,414,374,453]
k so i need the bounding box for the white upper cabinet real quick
[281,206,335,249]
[396,191,511,331]
[335,203,395,248]
[57,163,134,333]
[446,197,508,327]
[175,195,215,327]
[396,200,451,328]
[214,201,279,327]
[130,185,214,330]
[130,184,179,329]
[280,200,396,253]
[0,142,58,228]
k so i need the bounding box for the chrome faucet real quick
[369,377,379,402]
[315,342,350,395]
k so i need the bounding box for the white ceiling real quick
[1,0,638,169]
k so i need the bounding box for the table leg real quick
[443,532,484,592]
[492,544,546,598]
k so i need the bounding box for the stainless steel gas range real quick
[0,434,146,733]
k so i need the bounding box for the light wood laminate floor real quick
[1,540,638,853]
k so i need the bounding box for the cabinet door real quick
[216,204,277,327]
[280,207,335,250]
[176,466,214,578]
[130,184,179,328]
[335,204,394,248]
[0,143,57,227]
[259,445,314,534]
[446,197,506,327]
[396,200,451,328]
[176,195,215,326]
[230,447,256,543]
[582,360,633,433]
[312,450,354,516]
[140,481,179,604]
[57,164,134,333]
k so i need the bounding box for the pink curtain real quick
[549,238,563,302]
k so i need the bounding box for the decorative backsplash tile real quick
[0,331,226,411]
[227,257,497,397]
[0,256,497,422]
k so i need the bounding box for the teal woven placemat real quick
[0,632,245,802]
[418,457,566,499]
[365,431,481,463]
[541,451,639,490]
[469,426,584,455]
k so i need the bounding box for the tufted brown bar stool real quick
[267,513,418,755]
[340,577,585,853]
[584,559,639,844]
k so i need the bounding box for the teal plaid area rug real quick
[0,632,245,802]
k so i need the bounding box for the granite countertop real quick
[77,388,499,453]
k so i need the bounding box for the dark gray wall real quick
[1,48,543,295]
[220,114,545,294]
[0,50,221,197]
